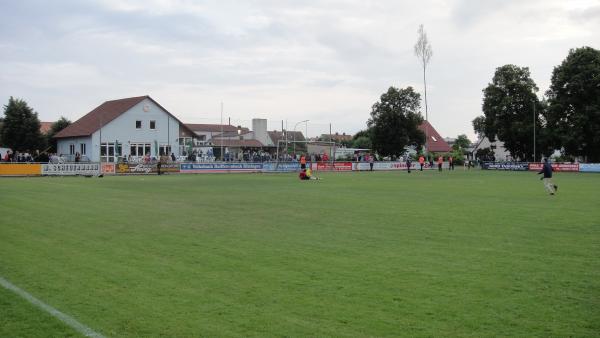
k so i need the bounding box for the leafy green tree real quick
[367,86,425,157]
[352,129,372,140]
[1,97,43,152]
[449,147,465,165]
[546,47,600,162]
[453,134,471,151]
[472,115,486,138]
[352,136,372,149]
[352,129,373,149]
[480,65,542,160]
[46,116,72,152]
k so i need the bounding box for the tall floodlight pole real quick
[414,24,433,157]
[220,102,224,161]
[533,100,536,162]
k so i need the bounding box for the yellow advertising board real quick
[0,163,42,176]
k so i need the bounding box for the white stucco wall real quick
[57,137,92,159]
[474,137,512,161]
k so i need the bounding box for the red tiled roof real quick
[321,133,353,142]
[210,139,265,147]
[55,96,146,138]
[40,122,53,134]
[418,121,451,153]
[186,124,239,133]
[54,96,194,138]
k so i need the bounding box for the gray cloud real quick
[1,0,599,140]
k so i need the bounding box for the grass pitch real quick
[1,170,599,337]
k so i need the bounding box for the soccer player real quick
[538,158,558,195]
[437,156,443,171]
[406,157,412,173]
[299,169,310,180]
[300,155,307,170]
[306,167,320,180]
[418,155,425,171]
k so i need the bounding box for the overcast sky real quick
[1,0,599,140]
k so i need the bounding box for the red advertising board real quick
[528,163,579,172]
[315,162,352,171]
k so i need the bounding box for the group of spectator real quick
[224,150,273,162]
[1,150,34,162]
[279,152,330,162]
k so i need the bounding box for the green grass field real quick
[1,170,599,337]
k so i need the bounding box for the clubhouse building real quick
[55,96,196,162]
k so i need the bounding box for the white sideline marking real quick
[0,276,105,338]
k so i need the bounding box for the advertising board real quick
[0,163,41,176]
[528,163,579,172]
[482,162,529,171]
[262,162,300,172]
[180,162,263,173]
[116,163,180,174]
[579,163,600,173]
[315,162,352,171]
[42,163,100,176]
[101,163,115,174]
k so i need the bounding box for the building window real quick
[100,143,116,162]
[177,137,192,155]
[431,136,437,142]
[130,143,152,157]
[69,144,75,155]
[159,144,171,156]
[136,120,142,129]
[150,120,156,130]
[80,143,86,155]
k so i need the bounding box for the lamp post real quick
[220,102,224,161]
[293,120,309,154]
[237,127,242,161]
[533,100,537,162]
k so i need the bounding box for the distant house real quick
[320,132,353,143]
[471,136,511,161]
[185,124,249,146]
[54,96,195,162]
[40,122,53,135]
[418,121,451,153]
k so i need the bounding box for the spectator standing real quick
[449,156,454,170]
[369,154,374,171]
[171,152,176,162]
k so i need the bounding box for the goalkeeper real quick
[306,168,320,180]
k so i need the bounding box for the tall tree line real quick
[474,46,600,162]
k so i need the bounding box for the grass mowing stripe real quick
[0,276,105,338]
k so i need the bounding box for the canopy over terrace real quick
[210,139,275,161]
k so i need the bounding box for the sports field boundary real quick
[0,275,105,338]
